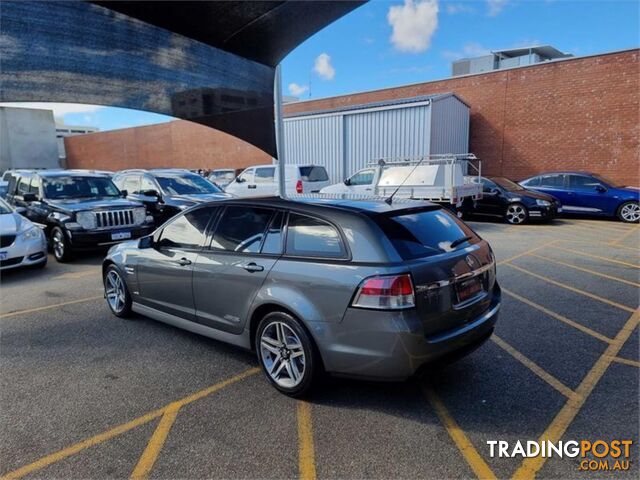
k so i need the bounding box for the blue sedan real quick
[519,172,639,223]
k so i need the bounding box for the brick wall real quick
[66,49,640,186]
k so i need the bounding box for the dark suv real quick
[103,197,500,396]
[5,170,154,262]
[113,169,230,226]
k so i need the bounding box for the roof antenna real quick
[384,156,426,205]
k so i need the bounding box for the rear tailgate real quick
[374,206,497,337]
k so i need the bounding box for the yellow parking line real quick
[0,367,260,480]
[572,219,634,230]
[504,263,636,313]
[491,335,579,400]
[0,296,103,319]
[422,387,497,480]
[556,239,640,254]
[512,309,640,480]
[550,245,640,269]
[610,356,640,368]
[53,269,101,280]
[565,222,633,237]
[528,253,640,288]
[496,239,559,266]
[502,288,613,344]
[130,403,181,480]
[297,401,317,480]
[610,225,639,246]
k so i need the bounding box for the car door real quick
[565,174,615,215]
[136,207,217,320]
[346,169,376,194]
[476,178,503,215]
[254,167,277,197]
[226,168,255,197]
[13,174,33,209]
[533,174,569,206]
[130,175,166,223]
[192,205,282,334]
[24,176,48,224]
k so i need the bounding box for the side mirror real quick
[120,189,128,197]
[138,235,154,249]
[22,193,37,202]
[488,188,500,196]
[344,178,351,186]
[595,184,607,193]
[236,177,245,183]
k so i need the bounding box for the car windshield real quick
[0,198,12,214]
[156,173,222,195]
[43,176,120,199]
[591,174,622,188]
[491,177,524,191]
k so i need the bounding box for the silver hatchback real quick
[103,197,500,396]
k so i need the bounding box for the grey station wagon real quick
[103,197,501,396]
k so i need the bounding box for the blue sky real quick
[3,0,638,131]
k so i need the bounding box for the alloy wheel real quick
[506,204,527,224]
[52,230,65,259]
[259,321,306,388]
[620,203,640,223]
[105,270,126,314]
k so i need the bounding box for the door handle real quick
[177,257,192,266]
[248,185,257,189]
[242,262,264,273]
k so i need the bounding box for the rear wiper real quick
[450,236,472,249]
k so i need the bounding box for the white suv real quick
[225,164,331,198]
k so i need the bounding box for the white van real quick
[225,164,331,197]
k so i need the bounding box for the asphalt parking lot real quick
[1,218,638,480]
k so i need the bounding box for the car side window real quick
[29,176,41,196]
[17,176,31,194]
[480,178,498,192]
[261,211,284,255]
[523,177,540,187]
[157,208,216,250]
[349,169,375,186]
[285,213,345,258]
[210,206,274,253]
[122,175,141,193]
[254,167,275,184]
[139,176,158,194]
[568,175,599,189]
[7,174,17,195]
[539,175,565,188]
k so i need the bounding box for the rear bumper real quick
[66,225,154,249]
[312,284,501,380]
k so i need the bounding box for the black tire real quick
[617,201,640,223]
[103,264,133,318]
[505,203,529,225]
[255,311,319,397]
[51,227,72,262]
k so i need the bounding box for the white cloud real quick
[446,3,475,14]
[441,42,491,61]
[387,0,439,53]
[313,53,335,80]
[0,102,105,118]
[151,34,193,69]
[486,0,508,16]
[288,83,309,97]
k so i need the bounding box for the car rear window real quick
[299,167,328,182]
[376,208,478,260]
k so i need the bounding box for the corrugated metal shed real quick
[283,93,470,183]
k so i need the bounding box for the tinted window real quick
[261,211,284,255]
[156,173,222,195]
[539,175,565,188]
[157,208,215,249]
[211,206,273,253]
[480,178,498,192]
[18,176,31,194]
[349,169,375,186]
[286,213,345,258]
[523,177,540,187]
[568,175,600,189]
[255,167,275,184]
[299,166,329,182]
[377,208,477,260]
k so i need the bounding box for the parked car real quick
[102,197,501,396]
[113,169,231,225]
[208,168,244,189]
[462,176,561,224]
[225,165,331,197]
[520,172,639,223]
[0,197,47,270]
[5,170,154,262]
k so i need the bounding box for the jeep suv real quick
[5,170,154,262]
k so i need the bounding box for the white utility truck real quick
[319,154,483,210]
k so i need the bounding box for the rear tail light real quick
[352,274,415,310]
[296,180,303,194]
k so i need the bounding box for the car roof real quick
[525,171,594,178]
[199,196,438,216]
[28,169,112,178]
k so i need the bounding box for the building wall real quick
[65,49,639,186]
[65,120,271,171]
[0,107,60,172]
